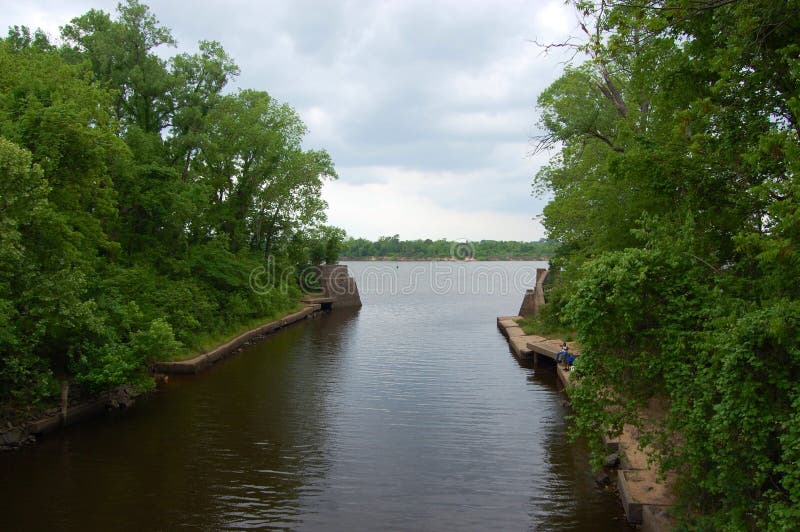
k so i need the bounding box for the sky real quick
[2,0,580,242]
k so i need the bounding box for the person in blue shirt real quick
[556,342,568,366]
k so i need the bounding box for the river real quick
[0,261,630,530]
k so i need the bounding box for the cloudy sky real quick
[3,0,579,241]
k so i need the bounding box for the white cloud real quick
[5,0,578,241]
[323,171,545,241]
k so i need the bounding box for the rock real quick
[604,453,620,468]
[106,386,137,409]
[1,428,24,447]
[594,472,612,488]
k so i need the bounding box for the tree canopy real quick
[535,1,800,528]
[0,1,341,412]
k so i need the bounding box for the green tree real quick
[61,0,175,133]
[0,1,339,409]
[535,1,800,527]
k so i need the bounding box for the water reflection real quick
[0,261,629,530]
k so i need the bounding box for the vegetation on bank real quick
[535,1,800,528]
[516,314,575,343]
[340,235,556,260]
[0,1,344,417]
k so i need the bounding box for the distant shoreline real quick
[340,257,551,262]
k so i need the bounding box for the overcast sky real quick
[3,0,579,241]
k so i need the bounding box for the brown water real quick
[0,261,630,531]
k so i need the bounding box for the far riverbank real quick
[340,256,551,262]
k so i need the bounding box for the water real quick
[0,261,630,530]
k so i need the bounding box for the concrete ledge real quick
[642,504,675,532]
[618,469,645,524]
[504,326,527,338]
[5,302,332,452]
[556,363,571,388]
[527,338,564,359]
[617,469,675,525]
[496,316,521,338]
[498,302,676,527]
[509,336,534,357]
[28,416,62,436]
[602,433,621,453]
[63,400,107,426]
[154,304,321,375]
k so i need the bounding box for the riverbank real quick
[341,256,550,261]
[497,316,676,531]
[0,303,323,451]
[154,304,321,374]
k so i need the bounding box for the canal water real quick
[0,261,630,530]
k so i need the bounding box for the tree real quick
[0,1,340,408]
[61,0,176,133]
[534,1,800,527]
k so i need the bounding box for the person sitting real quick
[566,352,576,370]
[556,343,568,366]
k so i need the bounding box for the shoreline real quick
[340,257,550,262]
[0,303,324,451]
[496,315,675,531]
[154,304,321,374]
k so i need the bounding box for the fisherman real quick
[556,342,568,366]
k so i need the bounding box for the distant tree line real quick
[0,1,343,412]
[340,235,556,260]
[535,1,800,528]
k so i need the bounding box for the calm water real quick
[0,261,629,531]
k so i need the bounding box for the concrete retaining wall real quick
[1,385,141,450]
[316,264,362,308]
[1,304,325,451]
[154,304,321,375]
[497,311,675,530]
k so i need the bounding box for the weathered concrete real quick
[496,317,534,359]
[498,299,676,529]
[27,416,61,436]
[497,317,521,337]
[602,433,621,453]
[617,469,675,525]
[313,264,362,308]
[504,326,526,338]
[527,337,571,361]
[518,289,537,317]
[643,504,676,532]
[496,316,579,374]
[518,268,549,317]
[1,385,144,450]
[4,291,360,451]
[154,304,321,375]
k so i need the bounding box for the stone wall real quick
[518,268,548,317]
[315,264,362,308]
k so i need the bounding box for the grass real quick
[516,315,576,342]
[169,302,307,362]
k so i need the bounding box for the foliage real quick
[535,0,800,527]
[515,314,574,342]
[340,236,557,260]
[0,2,341,408]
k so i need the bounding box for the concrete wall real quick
[519,268,548,317]
[316,264,362,308]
